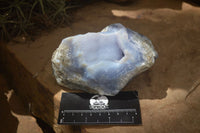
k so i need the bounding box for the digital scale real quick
[58,91,142,125]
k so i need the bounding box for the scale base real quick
[58,91,142,125]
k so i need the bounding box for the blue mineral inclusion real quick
[52,23,158,96]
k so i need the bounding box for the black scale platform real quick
[58,91,142,125]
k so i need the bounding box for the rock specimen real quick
[52,23,158,96]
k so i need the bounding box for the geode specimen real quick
[52,23,157,96]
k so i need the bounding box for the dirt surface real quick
[3,0,200,133]
[0,72,43,133]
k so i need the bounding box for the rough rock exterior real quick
[52,23,157,96]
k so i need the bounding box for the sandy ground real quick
[3,0,200,133]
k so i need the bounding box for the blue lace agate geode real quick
[52,23,158,96]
